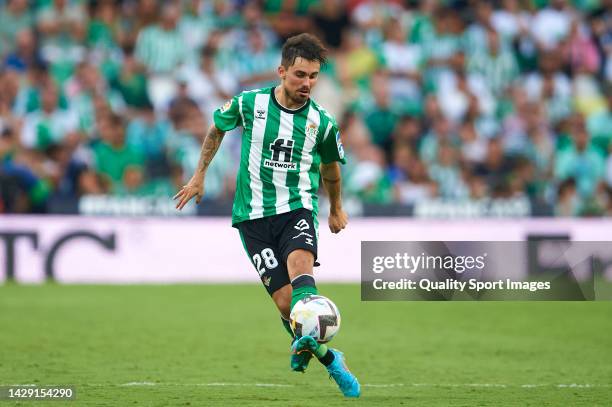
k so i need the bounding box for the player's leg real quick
[284,250,319,372]
[285,250,334,365]
[268,277,314,372]
[280,209,360,396]
[237,217,317,374]
[276,208,320,308]
[286,251,360,396]
[269,280,315,372]
[287,249,319,309]
[236,221,293,338]
[275,210,320,373]
[272,284,294,337]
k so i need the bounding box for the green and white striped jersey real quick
[135,25,186,74]
[213,86,346,226]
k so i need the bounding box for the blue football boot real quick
[326,349,361,397]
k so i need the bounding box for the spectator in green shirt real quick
[586,86,612,154]
[135,3,186,75]
[468,29,519,98]
[110,46,151,110]
[135,2,186,110]
[36,0,88,83]
[0,0,33,57]
[91,113,144,193]
[363,72,398,156]
[21,83,78,150]
[554,121,605,198]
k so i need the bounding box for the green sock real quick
[281,316,294,339]
[290,285,318,310]
[313,342,335,366]
[313,343,328,359]
[290,274,319,310]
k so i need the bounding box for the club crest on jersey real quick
[255,108,266,120]
[220,99,232,113]
[306,123,318,138]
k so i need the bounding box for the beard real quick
[284,86,309,106]
[291,92,308,104]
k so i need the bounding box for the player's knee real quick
[287,250,314,274]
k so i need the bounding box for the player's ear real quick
[277,65,286,79]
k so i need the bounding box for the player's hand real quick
[173,176,205,210]
[328,209,348,234]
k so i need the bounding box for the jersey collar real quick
[271,86,310,114]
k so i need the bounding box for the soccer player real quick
[173,33,360,397]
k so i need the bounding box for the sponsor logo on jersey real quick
[264,138,296,170]
[220,99,232,113]
[263,159,297,170]
[255,108,266,119]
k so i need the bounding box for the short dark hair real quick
[281,33,327,68]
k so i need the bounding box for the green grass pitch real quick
[1,284,610,406]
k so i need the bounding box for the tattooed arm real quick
[173,124,226,210]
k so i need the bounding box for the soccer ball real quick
[290,295,341,343]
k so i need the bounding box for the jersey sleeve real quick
[319,119,346,165]
[213,94,242,132]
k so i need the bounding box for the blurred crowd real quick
[0,0,611,216]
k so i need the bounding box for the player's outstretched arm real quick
[174,124,226,210]
[320,162,348,234]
